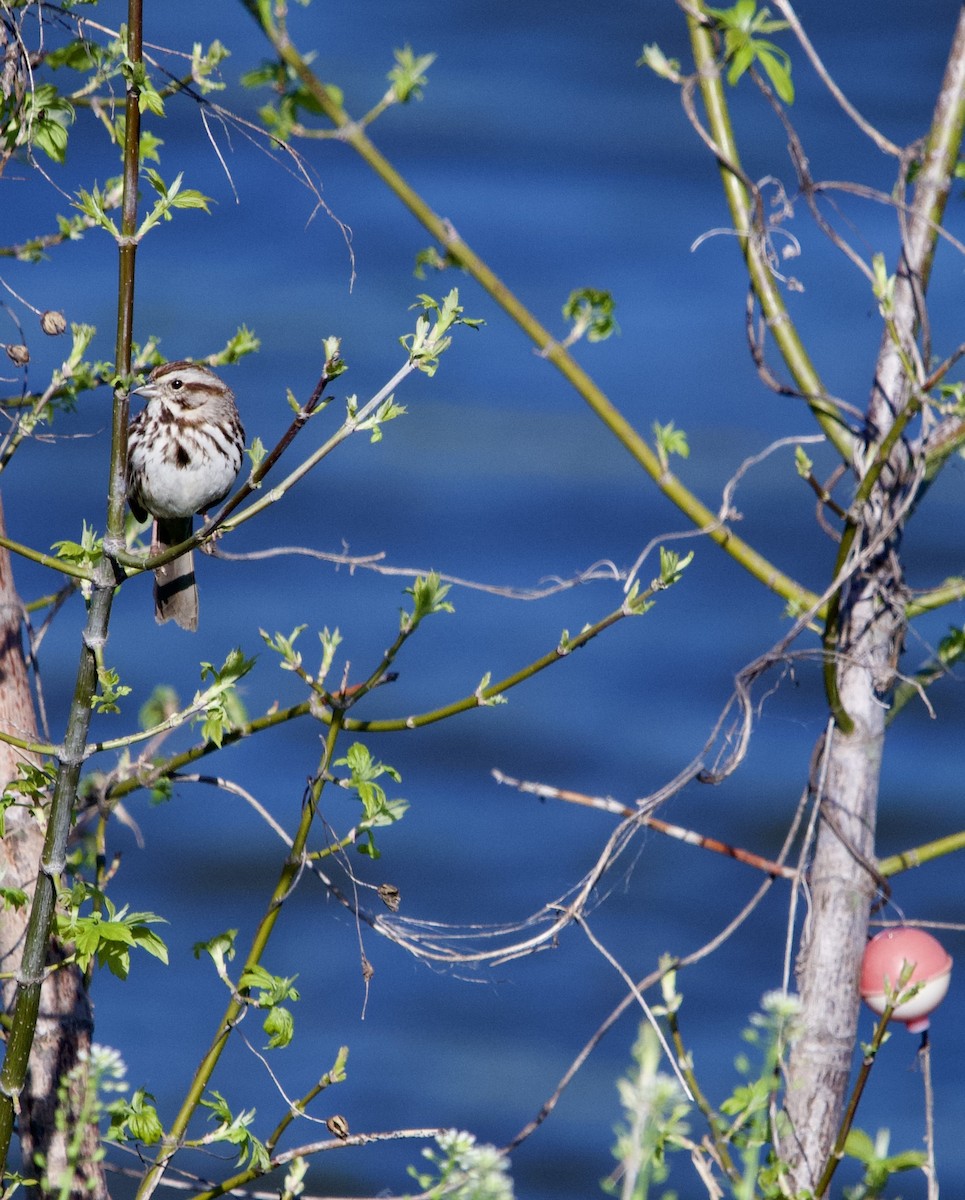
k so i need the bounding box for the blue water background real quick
[3,2,965,1196]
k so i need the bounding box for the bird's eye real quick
[171,378,183,390]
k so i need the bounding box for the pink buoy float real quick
[860,927,953,1034]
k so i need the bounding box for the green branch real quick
[0,534,93,580]
[878,830,965,877]
[103,701,311,803]
[345,592,650,733]
[134,718,345,1200]
[685,8,854,462]
[238,0,819,617]
[813,985,907,1198]
[0,0,145,1167]
[907,578,965,617]
[186,1055,347,1200]
[0,728,59,757]
[104,575,682,811]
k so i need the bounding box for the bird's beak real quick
[130,380,158,401]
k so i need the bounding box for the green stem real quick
[665,1011,738,1183]
[237,0,820,617]
[685,8,854,461]
[0,534,93,580]
[0,0,144,1169]
[103,701,313,801]
[187,1067,343,1200]
[215,359,411,537]
[0,728,59,757]
[134,718,345,1200]
[348,594,642,732]
[105,586,664,809]
[813,1000,897,1198]
[87,671,259,755]
[878,829,965,876]
[907,577,965,616]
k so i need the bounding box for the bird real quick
[127,361,245,631]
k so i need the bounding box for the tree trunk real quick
[783,566,894,1188]
[0,495,105,1199]
[782,12,965,1190]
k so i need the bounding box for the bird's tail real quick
[154,516,197,631]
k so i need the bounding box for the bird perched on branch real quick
[128,361,245,631]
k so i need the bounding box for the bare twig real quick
[493,771,798,880]
[216,544,625,601]
[771,0,901,156]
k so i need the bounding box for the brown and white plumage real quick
[128,361,245,631]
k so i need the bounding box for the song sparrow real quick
[128,361,246,631]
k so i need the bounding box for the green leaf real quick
[1,762,55,835]
[355,395,407,443]
[705,2,794,102]
[200,1091,270,1170]
[107,1087,163,1145]
[327,1044,349,1083]
[46,40,100,72]
[562,288,619,344]
[239,963,300,1008]
[193,929,238,984]
[57,890,168,981]
[652,420,689,470]
[474,672,506,707]
[637,43,682,80]
[413,245,455,278]
[196,650,255,747]
[246,436,267,471]
[401,571,454,630]
[0,887,28,912]
[318,627,343,681]
[336,743,401,787]
[73,183,120,236]
[262,1005,295,1049]
[883,1149,929,1172]
[334,743,408,855]
[121,59,166,117]
[657,546,694,588]
[136,170,213,239]
[843,1128,876,1164]
[261,626,307,671]
[387,45,436,103]
[843,1126,928,1192]
[757,46,794,103]
[8,84,76,164]
[241,61,281,91]
[138,129,164,164]
[33,119,70,164]
[191,40,231,95]
[400,289,484,375]
[208,325,261,366]
[52,520,103,569]
[794,445,813,477]
[92,665,132,715]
